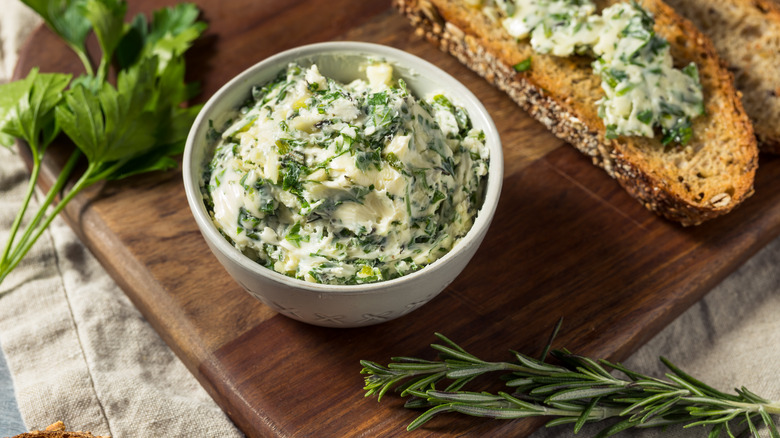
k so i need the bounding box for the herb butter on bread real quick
[395,0,758,226]
[663,0,780,153]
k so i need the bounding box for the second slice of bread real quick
[395,0,759,225]
[664,0,780,153]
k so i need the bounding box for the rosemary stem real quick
[548,405,625,420]
[725,400,780,415]
[361,332,780,436]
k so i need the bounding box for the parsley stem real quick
[0,144,42,265]
[70,44,95,77]
[96,58,109,85]
[0,150,80,285]
[0,2,207,287]
[3,153,132,280]
[85,158,129,185]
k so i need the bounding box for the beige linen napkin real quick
[0,1,242,436]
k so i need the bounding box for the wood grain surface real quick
[13,0,780,436]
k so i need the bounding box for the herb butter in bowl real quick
[183,42,503,327]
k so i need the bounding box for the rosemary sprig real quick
[360,324,780,437]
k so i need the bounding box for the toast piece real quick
[11,421,109,438]
[664,0,780,153]
[395,0,758,226]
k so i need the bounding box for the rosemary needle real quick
[360,323,780,437]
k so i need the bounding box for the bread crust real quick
[395,0,758,226]
[11,421,109,438]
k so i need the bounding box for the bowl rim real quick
[183,41,503,295]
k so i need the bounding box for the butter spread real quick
[203,63,489,285]
[489,0,704,144]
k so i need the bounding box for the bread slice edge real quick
[395,0,758,226]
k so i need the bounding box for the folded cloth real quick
[0,163,244,436]
[0,1,242,436]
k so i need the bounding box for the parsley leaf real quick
[0,83,28,147]
[285,222,309,248]
[0,69,71,271]
[117,3,207,72]
[0,1,207,286]
[82,0,128,80]
[21,0,94,75]
[0,69,65,149]
[1,68,70,153]
[56,61,157,174]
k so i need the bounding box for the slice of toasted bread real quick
[395,0,758,226]
[11,421,109,438]
[664,0,780,153]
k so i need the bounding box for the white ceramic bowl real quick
[183,42,503,327]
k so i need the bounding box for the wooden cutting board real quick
[14,0,780,436]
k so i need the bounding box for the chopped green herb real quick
[203,62,489,284]
[498,0,703,145]
[513,57,532,72]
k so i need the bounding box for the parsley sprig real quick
[0,0,207,286]
[361,321,779,436]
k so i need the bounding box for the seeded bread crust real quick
[11,422,109,438]
[395,0,758,226]
[664,0,780,153]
